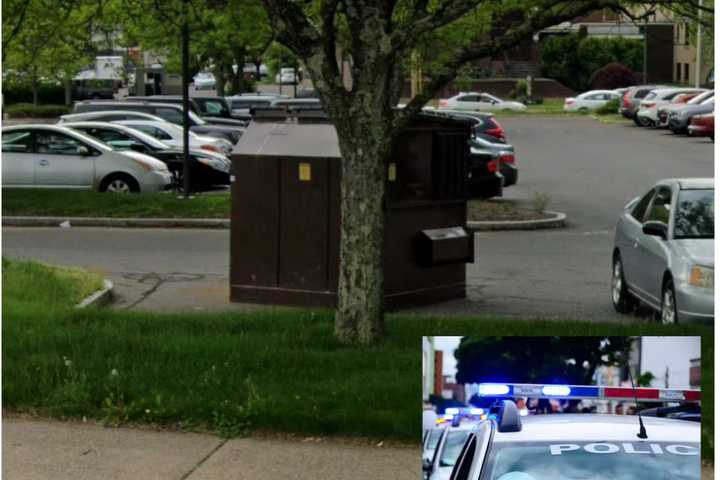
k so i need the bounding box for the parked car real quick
[269,97,322,109]
[688,113,714,140]
[71,100,245,143]
[114,120,233,154]
[635,88,707,127]
[59,110,169,123]
[618,84,667,119]
[563,90,620,112]
[467,144,504,199]
[1,124,172,192]
[424,423,475,480]
[423,107,507,142]
[226,94,288,116]
[127,95,249,125]
[193,72,216,90]
[612,178,713,324]
[470,134,518,187]
[63,121,230,189]
[439,92,527,112]
[657,90,713,128]
[668,97,714,134]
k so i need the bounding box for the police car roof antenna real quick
[625,341,648,440]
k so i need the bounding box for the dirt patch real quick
[468,199,556,222]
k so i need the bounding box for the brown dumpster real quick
[230,112,474,309]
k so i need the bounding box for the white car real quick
[113,120,233,155]
[448,384,701,480]
[563,90,620,112]
[59,110,168,124]
[636,88,707,127]
[425,423,476,480]
[193,72,216,90]
[2,125,172,192]
[275,67,298,84]
[439,92,527,112]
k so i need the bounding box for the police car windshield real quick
[426,429,443,451]
[440,431,471,467]
[481,441,700,480]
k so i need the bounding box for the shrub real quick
[540,34,643,91]
[590,63,637,90]
[509,79,528,99]
[595,97,621,115]
[2,80,66,105]
[4,103,70,118]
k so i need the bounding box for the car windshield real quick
[426,429,443,452]
[440,431,471,467]
[481,441,700,480]
[674,189,714,239]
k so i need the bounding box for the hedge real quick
[4,103,70,118]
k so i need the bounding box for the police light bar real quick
[475,383,701,403]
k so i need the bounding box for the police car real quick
[424,408,487,480]
[424,426,445,465]
[444,384,701,480]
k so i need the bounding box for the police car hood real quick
[493,414,699,443]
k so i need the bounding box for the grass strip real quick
[2,259,712,459]
[2,189,230,219]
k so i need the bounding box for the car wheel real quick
[660,279,679,325]
[100,173,140,193]
[611,254,635,314]
[635,116,651,127]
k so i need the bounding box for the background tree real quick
[256,0,711,344]
[454,336,631,386]
[119,0,272,95]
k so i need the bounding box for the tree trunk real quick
[31,73,39,106]
[333,127,391,344]
[63,74,72,106]
[213,62,226,97]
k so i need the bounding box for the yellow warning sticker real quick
[299,162,311,181]
[388,163,397,182]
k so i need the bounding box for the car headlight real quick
[688,265,713,289]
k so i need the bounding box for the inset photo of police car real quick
[422,336,703,480]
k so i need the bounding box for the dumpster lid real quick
[233,121,340,158]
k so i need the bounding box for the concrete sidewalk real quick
[3,417,418,480]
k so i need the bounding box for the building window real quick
[676,63,682,82]
[684,63,690,82]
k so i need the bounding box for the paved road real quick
[2,117,713,320]
[3,417,417,480]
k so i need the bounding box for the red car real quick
[688,113,714,140]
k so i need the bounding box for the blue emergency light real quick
[474,383,701,403]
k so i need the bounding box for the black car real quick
[64,121,230,189]
[470,134,518,187]
[467,144,504,199]
[432,110,507,142]
[128,95,251,125]
[72,100,245,143]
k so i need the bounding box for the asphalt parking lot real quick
[2,116,713,321]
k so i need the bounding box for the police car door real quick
[449,423,492,480]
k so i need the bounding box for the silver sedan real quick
[612,178,714,324]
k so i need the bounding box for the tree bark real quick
[333,121,392,344]
[213,62,226,97]
[63,73,72,106]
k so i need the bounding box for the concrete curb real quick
[76,279,114,309]
[467,210,567,231]
[3,217,230,229]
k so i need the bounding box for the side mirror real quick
[642,221,668,239]
[422,458,433,473]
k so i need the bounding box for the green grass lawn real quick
[2,189,230,218]
[2,259,713,458]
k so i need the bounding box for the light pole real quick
[694,0,703,87]
[181,0,192,198]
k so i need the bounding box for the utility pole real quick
[694,0,703,87]
[642,20,648,83]
[181,0,192,198]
